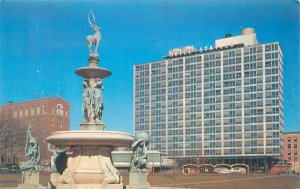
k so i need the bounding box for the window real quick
[43,105,47,114]
[31,107,34,116]
[294,137,297,142]
[294,144,298,149]
[37,105,40,115]
[288,144,291,149]
[56,104,64,116]
[19,109,23,117]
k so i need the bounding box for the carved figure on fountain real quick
[82,78,104,123]
[82,79,91,121]
[48,144,68,174]
[86,10,101,58]
[20,124,40,175]
[130,132,151,173]
[94,79,104,121]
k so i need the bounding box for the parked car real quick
[230,167,242,173]
[0,167,9,173]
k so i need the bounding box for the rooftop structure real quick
[216,28,259,48]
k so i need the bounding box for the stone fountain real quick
[46,11,133,189]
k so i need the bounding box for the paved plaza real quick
[0,173,299,189]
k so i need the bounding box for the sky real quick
[0,0,299,134]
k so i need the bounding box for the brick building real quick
[283,132,300,173]
[0,97,70,166]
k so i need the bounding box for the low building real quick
[181,163,248,174]
[283,132,300,173]
[112,150,174,172]
[0,97,70,166]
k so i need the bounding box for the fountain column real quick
[75,54,111,131]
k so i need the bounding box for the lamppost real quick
[293,161,295,174]
[264,148,268,173]
[159,145,162,172]
[197,142,199,189]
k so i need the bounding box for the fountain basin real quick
[46,130,133,147]
[46,131,133,186]
[75,67,112,79]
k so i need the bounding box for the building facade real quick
[134,28,283,171]
[283,132,300,173]
[0,97,70,166]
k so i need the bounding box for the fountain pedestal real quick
[46,52,133,189]
[80,121,105,130]
[48,173,60,189]
[18,172,45,189]
[126,172,150,189]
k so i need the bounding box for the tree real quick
[0,114,26,165]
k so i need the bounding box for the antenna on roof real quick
[57,79,60,96]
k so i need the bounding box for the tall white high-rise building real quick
[134,28,283,170]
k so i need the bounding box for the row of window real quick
[145,113,282,124]
[287,144,298,149]
[287,151,298,156]
[136,57,280,78]
[136,65,281,84]
[165,147,280,157]
[287,137,298,142]
[135,43,279,71]
[146,123,280,132]
[141,80,281,93]
[137,104,281,115]
[136,92,282,104]
[1,104,66,118]
[138,72,281,87]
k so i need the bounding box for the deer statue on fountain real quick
[86,10,101,57]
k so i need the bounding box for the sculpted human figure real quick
[48,144,68,174]
[20,124,40,182]
[88,79,97,121]
[82,80,91,121]
[94,79,104,121]
[86,10,101,56]
[130,132,151,172]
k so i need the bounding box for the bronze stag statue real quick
[86,11,101,56]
